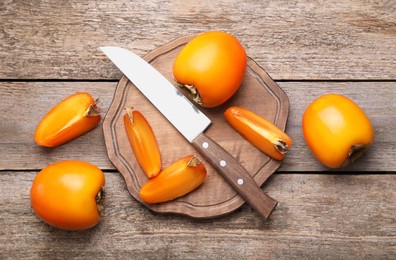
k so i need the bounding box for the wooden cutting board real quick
[102,34,289,218]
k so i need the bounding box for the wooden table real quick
[1,1,395,259]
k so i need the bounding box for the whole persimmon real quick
[173,31,247,108]
[302,94,374,168]
[30,160,105,230]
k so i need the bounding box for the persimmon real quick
[123,108,161,178]
[173,31,247,108]
[34,92,101,147]
[30,160,105,230]
[302,93,374,168]
[224,106,292,160]
[140,155,207,204]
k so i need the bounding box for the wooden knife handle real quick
[192,132,278,220]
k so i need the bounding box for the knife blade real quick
[101,46,278,220]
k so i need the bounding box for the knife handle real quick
[192,132,278,220]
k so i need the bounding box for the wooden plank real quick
[0,81,394,172]
[0,0,395,80]
[0,82,114,170]
[0,171,394,259]
[282,81,396,172]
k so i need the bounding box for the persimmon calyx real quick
[96,187,105,213]
[342,144,370,168]
[178,83,202,105]
[187,155,201,167]
[124,107,135,123]
[274,138,290,154]
[87,98,102,117]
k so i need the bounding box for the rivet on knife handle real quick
[192,132,278,220]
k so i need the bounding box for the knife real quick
[101,46,278,220]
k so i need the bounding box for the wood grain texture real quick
[0,0,395,80]
[0,1,395,257]
[1,81,394,172]
[0,171,394,259]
